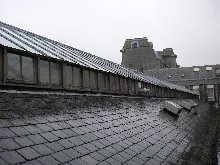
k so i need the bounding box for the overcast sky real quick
[0,0,219,67]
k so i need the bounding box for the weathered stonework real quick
[121,38,178,71]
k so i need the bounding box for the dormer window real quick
[131,41,139,48]
[206,66,212,71]
[132,43,137,48]
[193,67,200,72]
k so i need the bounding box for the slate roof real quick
[0,91,212,165]
[145,65,220,86]
[0,21,192,94]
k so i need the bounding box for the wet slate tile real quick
[23,118,38,125]
[144,158,160,165]
[0,158,9,165]
[74,145,90,155]
[27,134,47,145]
[66,120,81,127]
[136,153,151,162]
[82,143,98,152]
[93,131,106,138]
[153,155,164,163]
[145,135,159,144]
[99,138,112,147]
[62,163,71,165]
[40,132,59,142]
[104,128,115,136]
[105,146,117,155]
[36,124,53,132]
[33,116,48,124]
[111,143,124,152]
[85,132,100,141]
[0,120,14,128]
[131,156,145,164]
[124,148,137,157]
[92,123,104,130]
[14,136,35,147]
[97,148,114,158]
[0,138,20,150]
[130,144,145,153]
[62,129,78,137]
[67,136,84,146]
[45,142,64,152]
[0,151,25,164]
[105,157,121,165]
[37,155,59,165]
[81,155,99,165]
[57,139,74,149]
[156,150,170,159]
[11,119,27,127]
[86,125,99,132]
[69,158,86,165]
[78,126,92,134]
[23,125,42,134]
[90,152,106,161]
[105,136,119,144]
[51,130,68,138]
[77,134,92,143]
[126,159,142,165]
[118,151,133,160]
[10,126,30,136]
[32,144,54,155]
[52,151,72,163]
[22,160,42,165]
[112,154,127,163]
[98,161,110,165]
[63,148,81,159]
[17,147,41,160]
[47,122,63,130]
[45,116,58,122]
[0,128,16,138]
[71,127,85,135]
[57,121,72,129]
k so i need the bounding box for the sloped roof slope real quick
[0,92,214,164]
[0,21,192,94]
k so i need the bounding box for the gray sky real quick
[0,0,219,67]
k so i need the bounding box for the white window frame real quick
[192,85,200,96]
[131,41,139,48]
[207,85,215,101]
[206,66,212,71]
[193,67,200,72]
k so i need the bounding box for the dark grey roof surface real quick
[0,91,213,165]
[145,65,220,86]
[0,21,192,94]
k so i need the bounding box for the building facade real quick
[121,37,178,71]
[145,65,220,105]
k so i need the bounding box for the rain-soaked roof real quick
[0,90,214,164]
[0,21,192,94]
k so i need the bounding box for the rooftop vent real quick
[162,101,183,115]
[178,100,195,111]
